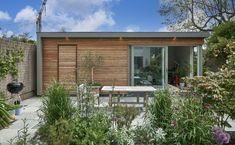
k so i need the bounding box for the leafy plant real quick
[38,81,75,143]
[174,97,215,145]
[9,119,46,145]
[205,21,235,70]
[191,69,235,129]
[0,47,24,79]
[15,119,31,145]
[72,112,111,145]
[76,83,97,118]
[149,90,173,130]
[81,51,103,84]
[108,127,134,145]
[48,118,73,145]
[113,105,140,128]
[132,120,166,145]
[176,63,191,78]
[40,81,75,125]
[0,94,15,129]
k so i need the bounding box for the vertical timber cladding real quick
[58,45,77,88]
[77,39,128,86]
[42,37,204,90]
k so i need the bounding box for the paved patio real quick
[0,96,235,144]
[0,97,42,145]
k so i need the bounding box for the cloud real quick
[125,25,140,32]
[72,10,115,31]
[0,28,14,37]
[14,6,37,23]
[0,11,11,21]
[46,0,111,16]
[42,0,116,31]
[43,9,114,32]
[14,6,37,33]
[157,26,170,32]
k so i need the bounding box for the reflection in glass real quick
[133,47,163,86]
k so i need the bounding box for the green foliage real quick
[0,47,24,79]
[191,69,235,129]
[0,93,15,129]
[113,105,140,128]
[81,51,103,83]
[206,21,235,70]
[132,121,166,145]
[174,97,215,145]
[77,83,97,118]
[72,112,111,145]
[48,118,73,145]
[108,127,134,145]
[224,41,235,70]
[149,90,173,130]
[38,81,75,143]
[14,119,31,145]
[40,81,75,125]
[9,119,46,145]
[176,63,191,78]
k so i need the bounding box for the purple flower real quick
[212,127,231,145]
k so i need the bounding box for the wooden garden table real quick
[101,86,156,107]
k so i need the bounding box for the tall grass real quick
[149,90,173,130]
[40,81,75,125]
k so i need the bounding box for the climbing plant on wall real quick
[0,47,24,80]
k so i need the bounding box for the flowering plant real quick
[213,127,230,145]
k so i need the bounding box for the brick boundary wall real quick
[0,38,36,100]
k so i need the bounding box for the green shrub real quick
[48,118,73,145]
[72,112,111,145]
[113,105,140,128]
[40,81,75,125]
[149,90,173,130]
[38,81,75,143]
[174,97,215,145]
[0,93,15,129]
[108,127,134,145]
[191,69,235,129]
[132,120,166,145]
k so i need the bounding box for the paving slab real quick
[0,97,42,144]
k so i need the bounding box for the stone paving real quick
[0,97,42,145]
[0,96,235,144]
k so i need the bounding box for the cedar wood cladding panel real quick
[58,45,77,87]
[42,37,204,90]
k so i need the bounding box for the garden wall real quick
[0,38,36,100]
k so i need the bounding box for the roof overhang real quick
[37,32,210,38]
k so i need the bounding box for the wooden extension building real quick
[36,32,209,95]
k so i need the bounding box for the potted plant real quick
[14,100,23,115]
[90,82,102,96]
[176,64,190,89]
[179,77,185,89]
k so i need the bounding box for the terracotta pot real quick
[7,81,23,94]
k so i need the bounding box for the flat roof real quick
[37,32,210,38]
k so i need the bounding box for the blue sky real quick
[0,0,167,38]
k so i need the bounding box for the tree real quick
[205,21,235,71]
[81,51,103,84]
[191,22,235,129]
[160,0,235,31]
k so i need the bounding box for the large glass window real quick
[132,46,164,86]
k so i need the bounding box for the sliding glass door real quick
[131,46,165,87]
